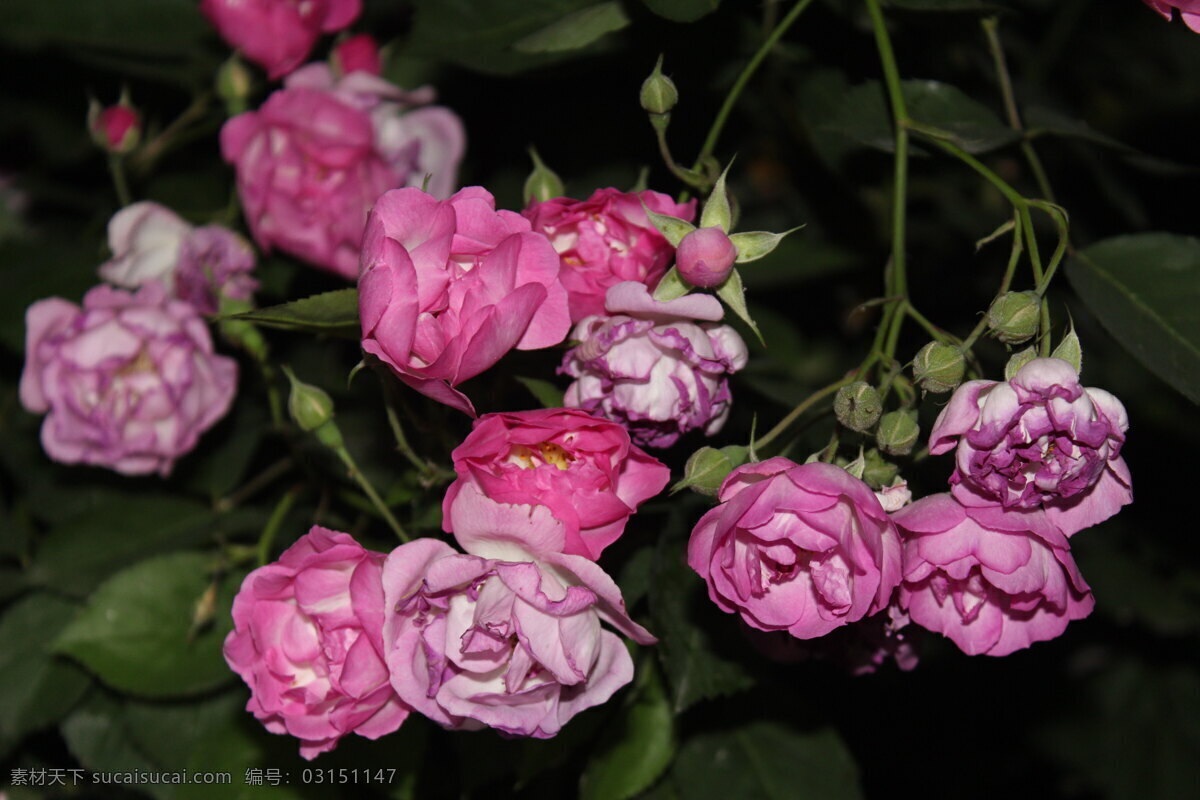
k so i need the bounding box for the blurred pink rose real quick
[200,0,362,79]
[359,187,569,415]
[523,188,695,321]
[99,202,257,315]
[894,493,1094,657]
[20,283,237,476]
[224,527,408,759]
[688,458,902,640]
[675,226,737,288]
[561,282,747,448]
[1144,0,1200,32]
[333,33,382,76]
[929,357,1131,536]
[443,408,670,561]
[381,537,654,738]
[222,66,464,279]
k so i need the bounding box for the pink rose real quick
[200,0,362,80]
[223,527,408,759]
[929,357,1131,536]
[688,458,902,640]
[523,188,696,321]
[894,493,1094,657]
[99,202,257,315]
[221,66,464,279]
[561,282,748,448]
[332,33,382,76]
[381,537,655,738]
[359,187,570,415]
[442,409,670,561]
[20,283,237,476]
[675,226,737,288]
[1144,0,1200,32]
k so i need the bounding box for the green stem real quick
[866,0,910,301]
[257,484,302,566]
[963,212,1023,349]
[107,155,133,207]
[380,374,436,476]
[905,303,960,346]
[215,457,294,513]
[333,445,409,542]
[754,375,857,453]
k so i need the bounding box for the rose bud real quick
[88,101,141,155]
[834,381,882,433]
[676,226,738,288]
[986,290,1040,345]
[912,341,965,394]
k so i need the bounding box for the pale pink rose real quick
[359,187,570,415]
[1144,0,1200,32]
[676,226,737,288]
[523,188,696,321]
[561,282,747,448]
[688,458,902,640]
[20,283,237,476]
[223,527,408,759]
[381,537,655,738]
[894,493,1094,657]
[929,357,1131,536]
[200,0,362,79]
[442,408,670,561]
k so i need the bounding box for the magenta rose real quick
[1144,0,1200,32]
[894,493,1094,657]
[688,458,902,640]
[442,408,670,561]
[929,357,1131,536]
[224,527,408,759]
[381,537,655,738]
[523,188,696,321]
[200,0,362,79]
[359,187,570,415]
[20,283,237,476]
[561,282,748,448]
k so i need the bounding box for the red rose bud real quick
[333,34,382,76]
[89,102,141,154]
[676,226,737,288]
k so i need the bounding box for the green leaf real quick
[1004,346,1037,380]
[699,165,734,232]
[0,0,208,56]
[716,269,764,346]
[645,207,696,248]
[29,493,216,597]
[55,553,239,698]
[652,266,692,301]
[514,2,631,54]
[61,694,162,792]
[0,593,90,745]
[176,398,267,501]
[671,445,749,496]
[515,376,565,408]
[1051,321,1083,374]
[228,289,360,336]
[580,660,675,800]
[730,228,803,264]
[641,0,721,23]
[1066,233,1200,403]
[0,237,101,353]
[669,721,862,800]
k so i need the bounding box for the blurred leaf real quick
[30,493,216,597]
[0,237,102,353]
[0,0,208,56]
[177,398,267,501]
[515,376,565,408]
[230,289,360,337]
[514,2,630,53]
[0,593,90,746]
[1066,233,1200,403]
[55,552,238,698]
[669,721,862,799]
[122,691,247,772]
[580,660,675,800]
[1025,106,1132,153]
[641,0,722,23]
[886,0,998,11]
[61,694,161,791]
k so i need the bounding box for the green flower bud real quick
[283,366,335,433]
[876,409,920,456]
[912,341,965,394]
[834,381,882,433]
[986,291,1040,345]
[217,55,253,116]
[640,56,678,116]
[862,448,899,490]
[523,147,564,204]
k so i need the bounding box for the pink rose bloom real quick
[930,357,1131,536]
[561,282,748,448]
[688,458,902,640]
[381,536,655,738]
[442,408,670,561]
[20,283,237,476]
[223,527,408,759]
[523,188,696,321]
[221,66,464,279]
[1144,0,1200,32]
[200,0,362,79]
[359,187,570,415]
[99,202,257,315]
[894,493,1094,657]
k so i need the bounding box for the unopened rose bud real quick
[986,291,1040,345]
[640,56,679,116]
[862,448,898,490]
[676,226,737,288]
[835,382,882,433]
[912,341,965,394]
[523,148,564,204]
[876,409,919,456]
[88,101,141,155]
[282,366,335,433]
[333,34,382,76]
[217,55,253,115]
